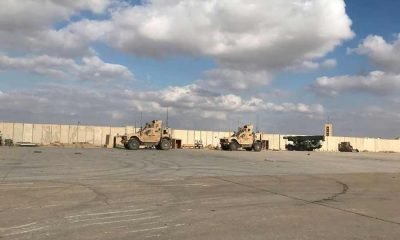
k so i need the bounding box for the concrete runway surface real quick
[1,147,400,239]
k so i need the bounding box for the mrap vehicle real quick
[220,124,262,152]
[121,120,172,150]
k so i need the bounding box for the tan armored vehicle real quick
[121,120,172,150]
[220,124,262,152]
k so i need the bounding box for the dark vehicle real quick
[284,136,325,151]
[338,142,359,152]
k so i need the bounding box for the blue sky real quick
[89,0,398,92]
[0,0,399,138]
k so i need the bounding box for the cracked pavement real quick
[1,148,400,239]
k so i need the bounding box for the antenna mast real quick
[140,112,143,130]
[256,114,259,132]
[166,107,169,128]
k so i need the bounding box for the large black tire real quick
[221,145,228,151]
[252,142,262,152]
[124,143,129,149]
[127,138,140,150]
[287,145,294,151]
[160,139,171,150]
[245,148,252,151]
[229,141,238,151]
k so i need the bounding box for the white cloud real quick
[311,71,400,96]
[286,58,337,72]
[312,35,400,96]
[78,56,134,81]
[321,59,337,69]
[0,85,330,134]
[0,81,325,132]
[0,0,353,90]
[0,0,112,57]
[122,84,324,118]
[197,68,272,90]
[264,102,324,114]
[0,55,133,82]
[0,84,324,126]
[73,0,353,71]
[324,105,400,138]
[70,0,351,90]
[0,0,111,30]
[350,34,400,73]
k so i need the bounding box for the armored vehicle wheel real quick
[245,148,252,151]
[229,141,238,151]
[252,142,262,152]
[127,138,140,150]
[160,139,171,150]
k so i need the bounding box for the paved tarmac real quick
[1,147,400,239]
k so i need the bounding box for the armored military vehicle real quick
[220,125,262,152]
[338,142,359,152]
[284,136,324,151]
[121,120,172,150]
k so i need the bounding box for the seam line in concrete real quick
[213,176,400,226]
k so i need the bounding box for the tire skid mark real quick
[3,226,47,237]
[0,180,117,216]
[0,222,37,232]
[312,180,349,204]
[81,215,161,227]
[213,176,400,226]
[76,183,110,206]
[0,181,81,214]
[69,212,152,224]
[65,208,146,219]
[128,226,168,233]
[0,222,49,238]
[1,206,159,238]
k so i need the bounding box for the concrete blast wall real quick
[0,122,130,147]
[171,129,233,147]
[1,122,399,152]
[320,136,400,152]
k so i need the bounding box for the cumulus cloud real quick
[0,0,353,89]
[311,71,400,96]
[2,0,358,132]
[321,59,338,69]
[0,55,133,82]
[63,0,351,90]
[324,105,400,138]
[312,35,400,96]
[197,68,272,90]
[77,56,134,81]
[62,0,351,89]
[0,85,126,123]
[0,85,324,126]
[0,0,111,30]
[286,58,337,72]
[0,1,134,82]
[349,34,400,73]
[122,84,324,118]
[100,0,352,70]
[0,0,112,57]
